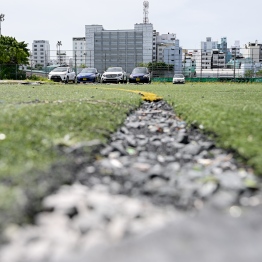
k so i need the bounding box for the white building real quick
[32,40,50,67]
[231,40,241,58]
[200,37,218,70]
[156,33,176,62]
[72,37,86,67]
[242,41,262,63]
[201,37,218,52]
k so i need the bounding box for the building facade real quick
[242,41,262,63]
[201,37,218,52]
[163,40,182,74]
[32,40,50,68]
[72,37,86,67]
[85,24,153,73]
[155,33,176,62]
[212,49,226,68]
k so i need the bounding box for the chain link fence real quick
[2,47,262,82]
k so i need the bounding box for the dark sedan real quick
[77,68,101,83]
[129,67,151,83]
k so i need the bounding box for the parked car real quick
[129,67,151,83]
[173,74,185,84]
[48,67,76,83]
[77,68,101,83]
[101,67,127,83]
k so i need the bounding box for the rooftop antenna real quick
[143,1,149,24]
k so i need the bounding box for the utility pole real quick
[56,41,62,65]
[74,51,77,74]
[29,51,33,77]
[233,48,236,81]
[0,13,5,36]
[83,52,86,67]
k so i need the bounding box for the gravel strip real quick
[1,100,262,262]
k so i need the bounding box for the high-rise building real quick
[85,23,153,73]
[32,40,50,67]
[163,40,182,74]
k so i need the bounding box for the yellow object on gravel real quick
[93,86,163,102]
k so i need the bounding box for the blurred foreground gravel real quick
[1,100,262,262]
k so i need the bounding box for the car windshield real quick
[81,68,96,73]
[52,67,68,72]
[106,67,122,72]
[174,74,184,78]
[132,68,148,74]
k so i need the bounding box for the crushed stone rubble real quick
[1,100,262,262]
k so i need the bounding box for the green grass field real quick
[0,81,262,234]
[1,82,262,177]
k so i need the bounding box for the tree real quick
[244,70,254,78]
[0,36,30,79]
[138,62,174,70]
[255,70,262,77]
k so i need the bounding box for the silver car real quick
[101,67,127,84]
[173,74,185,84]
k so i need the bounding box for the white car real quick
[173,74,185,84]
[48,67,76,83]
[101,67,127,84]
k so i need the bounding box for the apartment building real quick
[218,37,230,63]
[200,37,217,69]
[242,41,262,63]
[152,30,157,62]
[163,40,182,74]
[32,40,50,67]
[231,40,241,58]
[201,37,218,52]
[182,50,197,77]
[156,33,176,62]
[72,37,86,67]
[85,23,153,73]
[212,49,226,68]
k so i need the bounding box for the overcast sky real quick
[1,0,261,56]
